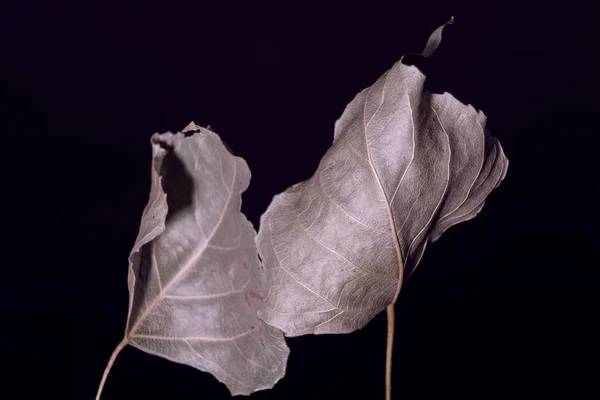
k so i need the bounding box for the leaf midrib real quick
[126,158,238,340]
[362,74,405,304]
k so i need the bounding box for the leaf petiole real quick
[95,337,129,400]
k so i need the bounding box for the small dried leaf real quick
[110,126,289,396]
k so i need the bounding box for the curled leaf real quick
[97,124,289,398]
[256,23,508,337]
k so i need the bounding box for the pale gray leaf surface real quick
[256,22,508,337]
[124,124,289,395]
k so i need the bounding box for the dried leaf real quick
[97,125,289,398]
[256,22,508,337]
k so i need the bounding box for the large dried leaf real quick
[256,24,509,337]
[106,124,289,396]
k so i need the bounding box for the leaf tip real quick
[181,121,201,136]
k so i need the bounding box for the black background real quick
[2,0,598,399]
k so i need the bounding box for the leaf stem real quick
[96,337,129,400]
[385,304,395,400]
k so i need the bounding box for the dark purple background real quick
[2,0,598,399]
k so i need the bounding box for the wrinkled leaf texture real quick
[256,22,509,337]
[124,124,289,395]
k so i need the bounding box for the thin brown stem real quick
[385,304,395,400]
[95,337,129,400]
